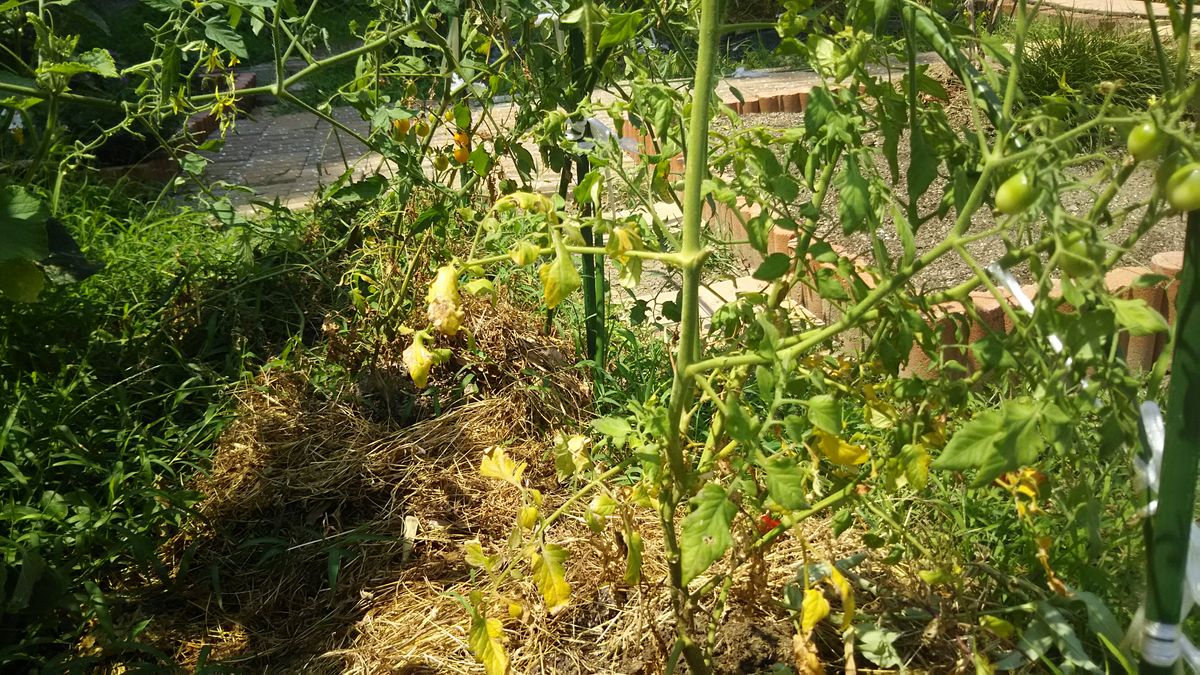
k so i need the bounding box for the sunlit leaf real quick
[801,588,830,633]
[806,395,841,434]
[538,249,581,308]
[468,613,510,674]
[480,447,526,485]
[759,453,809,510]
[1109,297,1168,336]
[811,428,868,466]
[532,544,571,613]
[680,484,737,584]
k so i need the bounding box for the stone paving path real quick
[197,67,854,212]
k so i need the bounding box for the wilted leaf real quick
[624,530,643,585]
[464,540,496,573]
[680,484,738,584]
[538,249,581,308]
[828,566,855,628]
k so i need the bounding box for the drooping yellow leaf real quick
[812,428,869,466]
[480,446,526,485]
[468,614,510,675]
[801,588,831,633]
[828,566,855,628]
[426,265,465,336]
[402,334,435,388]
[531,544,571,613]
[538,249,581,309]
[510,239,541,266]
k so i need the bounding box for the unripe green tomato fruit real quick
[1167,162,1200,211]
[996,172,1036,215]
[1058,239,1096,279]
[1127,121,1165,161]
[433,153,449,171]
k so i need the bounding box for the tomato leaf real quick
[538,248,581,308]
[599,10,643,49]
[801,588,830,633]
[752,253,791,281]
[680,484,737,584]
[1109,297,1168,336]
[468,613,510,675]
[838,153,873,235]
[931,399,1047,485]
[532,544,571,613]
[759,453,809,510]
[806,395,841,434]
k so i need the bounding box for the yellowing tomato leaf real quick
[811,428,868,466]
[801,588,831,633]
[829,566,855,628]
[624,530,643,585]
[538,250,581,309]
[532,544,571,613]
[480,447,526,485]
[468,614,510,675]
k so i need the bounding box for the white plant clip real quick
[1134,401,1165,516]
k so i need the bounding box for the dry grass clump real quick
[121,292,968,673]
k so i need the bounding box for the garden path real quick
[196,67,851,212]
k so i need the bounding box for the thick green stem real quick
[1140,210,1200,673]
[659,0,723,671]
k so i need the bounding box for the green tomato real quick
[1058,239,1097,279]
[1127,121,1166,161]
[1167,162,1200,211]
[996,172,1036,215]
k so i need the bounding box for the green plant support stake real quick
[1141,209,1200,673]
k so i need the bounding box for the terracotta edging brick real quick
[1106,265,1166,370]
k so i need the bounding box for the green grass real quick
[0,179,343,668]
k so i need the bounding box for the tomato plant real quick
[4,0,1199,671]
